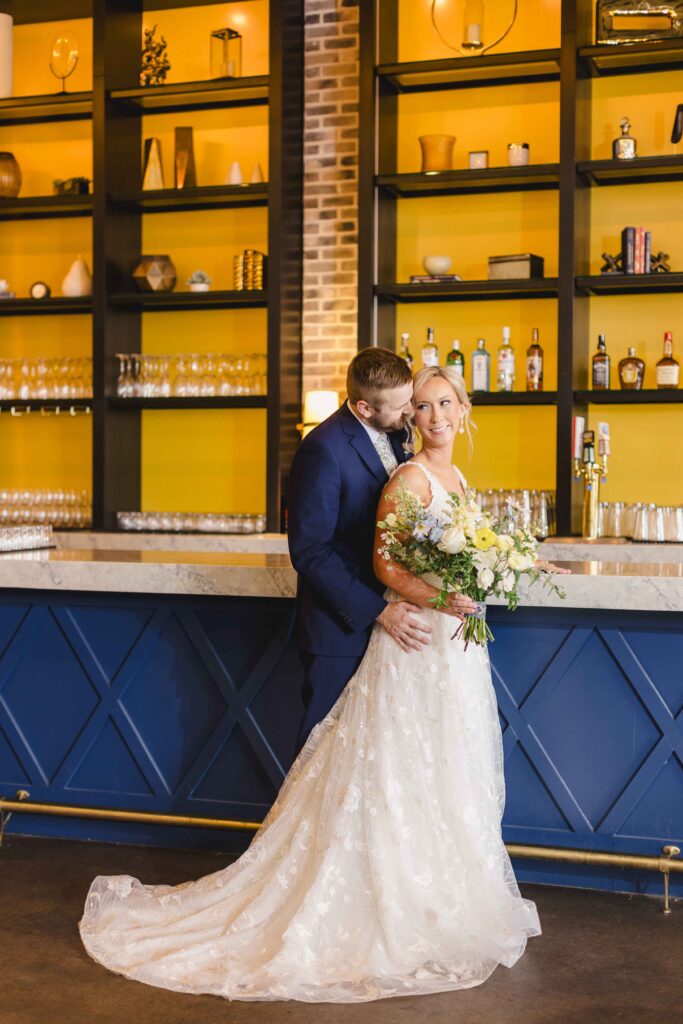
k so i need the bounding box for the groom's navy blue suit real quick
[288,402,411,758]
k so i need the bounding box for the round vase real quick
[61,254,92,297]
[419,134,456,173]
[423,255,452,276]
[132,255,177,292]
[0,151,21,197]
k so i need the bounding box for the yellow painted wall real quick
[464,407,557,491]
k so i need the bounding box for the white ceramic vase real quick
[0,14,12,100]
[62,254,92,297]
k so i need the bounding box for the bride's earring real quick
[459,417,465,434]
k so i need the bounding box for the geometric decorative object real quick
[226,160,243,185]
[651,250,672,273]
[132,254,177,292]
[597,0,683,45]
[250,162,264,184]
[61,254,92,297]
[210,26,242,79]
[600,251,623,274]
[140,24,170,87]
[142,138,164,191]
[0,13,12,99]
[419,133,456,173]
[174,126,196,189]
[49,32,79,93]
[0,151,21,197]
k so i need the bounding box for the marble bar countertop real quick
[0,548,682,611]
[540,540,683,563]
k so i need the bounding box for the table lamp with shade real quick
[298,390,339,438]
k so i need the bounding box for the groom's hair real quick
[347,348,412,404]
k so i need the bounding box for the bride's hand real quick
[535,558,572,575]
[443,592,479,620]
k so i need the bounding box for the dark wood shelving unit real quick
[376,280,559,303]
[109,183,268,213]
[0,91,92,126]
[0,297,92,315]
[5,0,302,532]
[579,40,683,77]
[110,75,269,113]
[109,290,268,311]
[574,389,683,405]
[576,274,683,296]
[377,48,561,93]
[376,165,560,197]
[0,194,92,220]
[108,396,267,411]
[577,155,683,187]
[471,392,558,406]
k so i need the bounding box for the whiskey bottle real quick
[496,325,515,392]
[618,346,644,389]
[526,327,544,391]
[656,331,680,389]
[399,331,414,370]
[591,334,610,390]
[446,339,465,376]
[422,326,439,368]
[472,338,490,392]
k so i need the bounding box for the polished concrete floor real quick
[0,835,681,1024]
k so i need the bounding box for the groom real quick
[287,348,432,759]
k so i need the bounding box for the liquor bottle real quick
[422,326,439,367]
[618,347,644,389]
[399,331,414,370]
[496,325,515,392]
[526,327,544,392]
[656,331,680,389]
[472,338,490,392]
[446,339,465,376]
[591,334,610,390]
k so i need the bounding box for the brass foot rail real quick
[1,791,680,913]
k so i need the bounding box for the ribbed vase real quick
[0,151,21,197]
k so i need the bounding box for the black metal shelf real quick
[574,389,683,404]
[109,184,268,213]
[108,396,268,410]
[110,76,269,114]
[577,155,683,187]
[0,91,92,126]
[576,274,683,296]
[376,165,560,198]
[376,279,559,303]
[0,194,92,220]
[0,297,92,315]
[109,290,267,311]
[471,391,558,406]
[580,40,683,77]
[377,49,561,93]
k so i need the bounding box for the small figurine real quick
[186,270,212,293]
[140,25,171,87]
[613,117,637,160]
[0,278,15,298]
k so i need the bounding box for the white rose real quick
[437,527,467,554]
[502,570,515,593]
[496,534,515,553]
[462,514,478,538]
[508,551,534,572]
[478,515,492,530]
[477,567,494,590]
[473,547,497,571]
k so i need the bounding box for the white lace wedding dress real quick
[79,462,541,1003]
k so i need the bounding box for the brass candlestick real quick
[574,429,608,540]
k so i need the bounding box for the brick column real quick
[302,0,360,397]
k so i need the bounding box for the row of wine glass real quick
[0,358,92,400]
[116,353,267,398]
[0,489,91,528]
[117,510,267,533]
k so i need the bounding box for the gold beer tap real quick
[573,420,609,540]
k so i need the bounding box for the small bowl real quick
[423,255,452,276]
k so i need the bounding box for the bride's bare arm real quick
[373,466,476,618]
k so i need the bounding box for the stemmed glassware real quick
[114,353,267,398]
[117,511,267,533]
[0,358,92,400]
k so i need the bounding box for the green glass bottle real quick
[446,338,465,377]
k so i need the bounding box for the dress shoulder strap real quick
[453,465,467,489]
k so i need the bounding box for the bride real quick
[79,364,555,1003]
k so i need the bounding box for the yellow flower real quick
[473,527,497,551]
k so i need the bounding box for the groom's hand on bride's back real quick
[377,602,431,653]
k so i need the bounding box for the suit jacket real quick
[288,402,412,656]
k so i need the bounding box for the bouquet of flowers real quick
[377,478,565,648]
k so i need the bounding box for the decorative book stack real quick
[233,249,267,290]
[621,226,651,274]
[409,273,462,284]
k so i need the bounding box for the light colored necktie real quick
[374,432,398,475]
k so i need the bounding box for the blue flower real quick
[413,522,429,539]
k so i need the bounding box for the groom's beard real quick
[367,411,410,433]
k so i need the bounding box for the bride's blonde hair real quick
[411,365,476,451]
